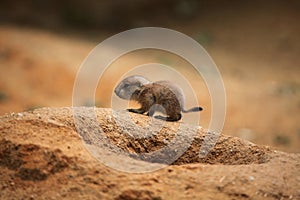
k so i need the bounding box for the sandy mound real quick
[0,107,299,199]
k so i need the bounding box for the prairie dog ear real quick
[137,82,144,87]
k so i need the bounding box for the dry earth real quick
[0,107,299,200]
[0,2,299,199]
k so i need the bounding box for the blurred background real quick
[0,0,299,152]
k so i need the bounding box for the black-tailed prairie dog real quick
[114,75,203,121]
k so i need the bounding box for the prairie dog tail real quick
[182,107,203,113]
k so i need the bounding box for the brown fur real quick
[114,75,203,122]
[129,83,182,121]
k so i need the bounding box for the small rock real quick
[219,176,226,183]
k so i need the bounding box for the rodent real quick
[114,75,203,121]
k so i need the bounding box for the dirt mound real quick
[72,107,270,166]
[0,107,299,200]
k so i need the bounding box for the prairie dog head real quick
[114,75,150,100]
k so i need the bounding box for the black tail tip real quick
[184,107,203,113]
[197,107,203,111]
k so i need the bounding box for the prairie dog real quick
[114,75,203,121]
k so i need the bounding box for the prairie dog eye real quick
[124,83,129,88]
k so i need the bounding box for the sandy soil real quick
[0,107,299,200]
[0,2,299,199]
